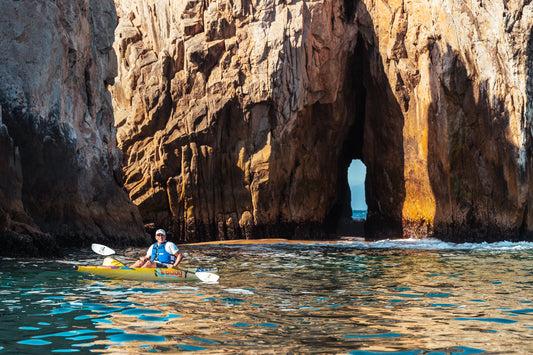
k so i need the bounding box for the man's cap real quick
[155,229,166,236]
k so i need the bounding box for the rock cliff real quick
[112,0,361,241]
[112,0,533,242]
[0,0,149,256]
[360,0,533,242]
[2,0,533,253]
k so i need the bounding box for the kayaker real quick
[131,229,183,268]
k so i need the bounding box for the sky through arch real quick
[348,159,367,211]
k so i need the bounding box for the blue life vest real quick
[150,242,175,264]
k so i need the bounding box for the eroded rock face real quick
[359,0,533,241]
[0,0,149,255]
[1,0,530,248]
[112,0,359,241]
[113,0,533,243]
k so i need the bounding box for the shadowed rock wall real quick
[0,0,149,256]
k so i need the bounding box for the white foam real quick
[216,238,533,252]
[360,238,533,251]
[223,288,254,295]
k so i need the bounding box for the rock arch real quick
[111,0,533,243]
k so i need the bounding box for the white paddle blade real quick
[91,243,116,256]
[195,271,219,283]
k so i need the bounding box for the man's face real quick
[156,232,166,243]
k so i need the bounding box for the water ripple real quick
[0,243,532,353]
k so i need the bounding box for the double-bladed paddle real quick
[91,243,219,282]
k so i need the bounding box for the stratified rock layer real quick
[0,0,149,256]
[112,0,533,243]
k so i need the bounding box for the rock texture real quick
[2,0,532,251]
[112,0,533,243]
[0,0,149,256]
[359,0,533,242]
[112,0,360,241]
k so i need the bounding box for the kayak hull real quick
[76,264,218,282]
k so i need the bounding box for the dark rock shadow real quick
[328,2,406,241]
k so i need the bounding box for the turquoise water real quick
[353,209,367,220]
[1,239,533,353]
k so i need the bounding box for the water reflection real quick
[0,241,532,353]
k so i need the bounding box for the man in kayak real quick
[131,229,183,268]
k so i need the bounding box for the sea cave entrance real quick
[325,32,370,238]
[327,155,367,237]
[323,26,406,240]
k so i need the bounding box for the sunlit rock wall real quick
[112,0,359,241]
[359,0,533,241]
[0,0,149,255]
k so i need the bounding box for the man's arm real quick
[142,252,151,262]
[171,251,183,268]
[144,246,153,262]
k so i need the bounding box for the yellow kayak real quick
[76,257,219,282]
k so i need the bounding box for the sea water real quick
[1,239,532,354]
[352,210,367,220]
